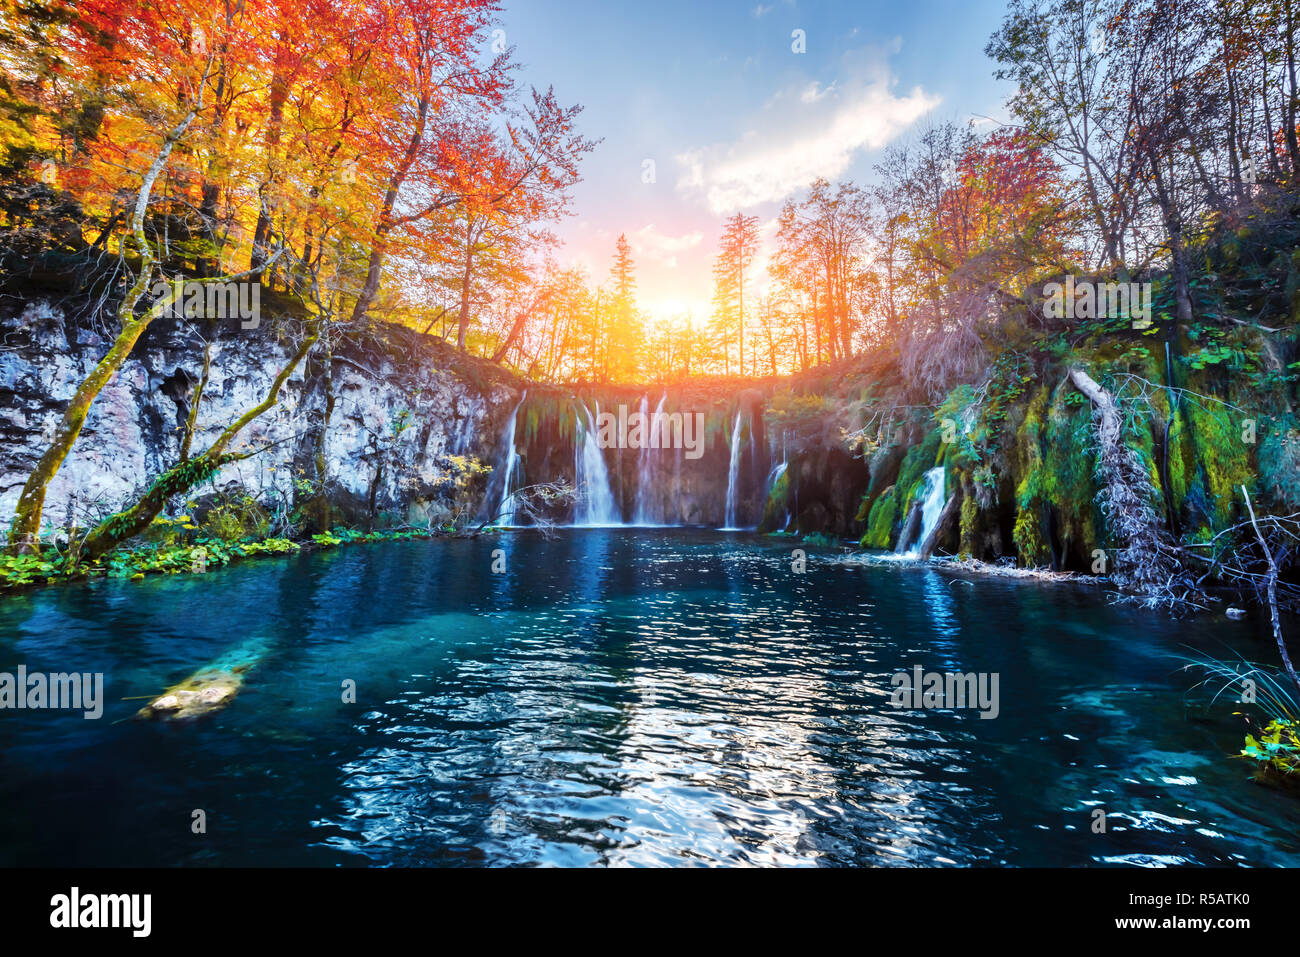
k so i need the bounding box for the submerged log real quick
[136,638,265,720]
[137,670,243,720]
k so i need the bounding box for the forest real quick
[1,0,1300,871]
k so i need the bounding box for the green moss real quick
[1012,504,1048,567]
[1172,397,1256,532]
[853,488,871,524]
[767,390,830,425]
[1008,386,1052,567]
[519,393,581,448]
[861,485,897,549]
[523,405,541,445]
[1168,406,1192,510]
[934,385,983,470]
[1039,385,1100,560]
[958,490,978,560]
[894,428,944,511]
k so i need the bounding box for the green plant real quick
[1242,720,1300,777]
[801,531,835,547]
[0,552,61,586]
[1180,650,1300,782]
[203,494,270,542]
[239,537,300,556]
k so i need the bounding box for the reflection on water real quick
[0,527,1298,867]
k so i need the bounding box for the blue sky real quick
[500,0,1014,321]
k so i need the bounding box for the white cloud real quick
[753,4,774,17]
[676,58,938,214]
[800,80,838,104]
[629,223,704,269]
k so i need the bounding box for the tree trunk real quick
[457,224,476,351]
[918,490,961,561]
[81,325,319,559]
[349,94,431,325]
[1284,0,1300,175]
[7,106,200,554]
[1069,367,1183,601]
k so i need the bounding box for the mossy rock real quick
[135,637,266,721]
[958,490,979,560]
[1012,503,1050,568]
[1169,397,1255,532]
[860,485,897,549]
[1040,384,1101,561]
[136,666,247,720]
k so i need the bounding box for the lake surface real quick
[2,528,1298,867]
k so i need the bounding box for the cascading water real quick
[494,391,526,526]
[764,428,788,503]
[634,393,666,525]
[763,459,790,530]
[452,396,483,455]
[722,409,744,530]
[896,466,946,559]
[765,460,788,502]
[574,400,620,526]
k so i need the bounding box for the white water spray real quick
[896,467,945,559]
[634,393,666,525]
[495,391,526,526]
[722,409,744,530]
[574,400,620,526]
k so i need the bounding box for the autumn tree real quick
[5,0,279,553]
[987,0,1146,272]
[3,0,595,552]
[602,233,644,380]
[709,212,759,374]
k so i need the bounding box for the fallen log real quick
[1068,366,1185,602]
[919,490,962,561]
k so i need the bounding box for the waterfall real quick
[574,400,620,526]
[765,428,788,501]
[764,453,790,531]
[673,442,683,526]
[766,460,788,500]
[722,409,744,530]
[452,395,482,455]
[896,467,945,559]
[634,393,665,525]
[495,391,526,526]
